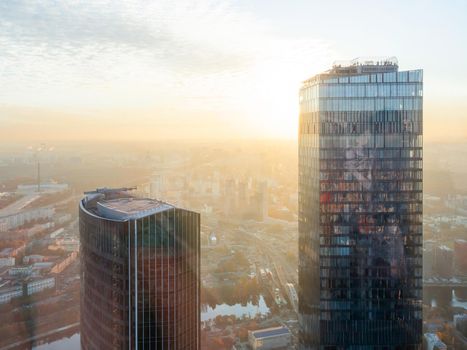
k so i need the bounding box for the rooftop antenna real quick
[30,143,54,193]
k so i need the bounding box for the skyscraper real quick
[298,58,423,349]
[80,188,200,349]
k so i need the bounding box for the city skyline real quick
[1,0,467,143]
[0,1,466,349]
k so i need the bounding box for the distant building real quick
[80,188,200,349]
[0,207,54,232]
[433,245,454,278]
[150,174,164,199]
[223,179,237,216]
[0,257,15,268]
[23,255,45,264]
[32,262,54,271]
[454,239,467,276]
[248,326,291,350]
[17,183,69,193]
[25,277,55,295]
[0,245,25,258]
[49,228,64,239]
[0,287,23,304]
[51,252,77,274]
[8,266,33,277]
[55,213,72,225]
[48,237,79,252]
[423,333,447,350]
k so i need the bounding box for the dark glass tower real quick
[298,58,423,349]
[80,188,200,349]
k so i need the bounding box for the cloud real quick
[0,0,333,139]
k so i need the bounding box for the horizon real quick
[1,0,467,143]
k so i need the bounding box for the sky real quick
[1,0,467,142]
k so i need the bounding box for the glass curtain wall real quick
[299,69,423,349]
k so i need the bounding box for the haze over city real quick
[1,0,467,142]
[1,1,467,350]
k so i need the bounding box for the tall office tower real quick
[80,188,200,349]
[298,58,423,349]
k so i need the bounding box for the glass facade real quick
[80,191,200,349]
[298,64,423,349]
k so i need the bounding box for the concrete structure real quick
[80,188,200,349]
[298,57,423,349]
[248,326,291,350]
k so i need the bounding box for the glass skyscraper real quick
[298,58,423,349]
[80,188,200,349]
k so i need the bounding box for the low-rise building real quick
[8,266,33,277]
[0,287,23,304]
[0,245,26,258]
[48,238,79,252]
[23,255,45,264]
[0,257,15,268]
[32,262,54,271]
[17,183,68,193]
[26,277,55,296]
[248,326,291,350]
[51,251,78,274]
[0,207,55,232]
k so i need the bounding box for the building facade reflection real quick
[298,58,423,349]
[80,188,200,349]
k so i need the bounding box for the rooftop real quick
[251,326,290,339]
[302,56,400,86]
[332,56,398,69]
[97,198,173,220]
[82,187,173,221]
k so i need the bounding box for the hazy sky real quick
[1,0,466,142]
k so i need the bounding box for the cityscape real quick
[1,1,467,350]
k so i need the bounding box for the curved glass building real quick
[80,188,200,349]
[298,58,423,349]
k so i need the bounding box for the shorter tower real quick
[80,188,200,349]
